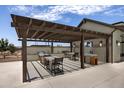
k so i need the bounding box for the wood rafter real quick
[13,16,16,23]
[49,38,73,42]
[26,19,32,36]
[43,33,58,39]
[41,21,46,27]
[51,24,57,29]
[11,22,82,36]
[31,30,39,38]
[37,32,48,39]
[32,21,47,38]
[48,34,64,39]
[49,35,79,42]
[13,16,20,37]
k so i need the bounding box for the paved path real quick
[0,61,124,88]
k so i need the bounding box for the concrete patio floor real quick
[0,61,124,88]
[26,58,104,82]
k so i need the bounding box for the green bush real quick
[0,38,17,58]
[8,44,16,54]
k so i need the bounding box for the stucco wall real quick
[73,38,111,62]
[27,46,70,61]
[80,21,114,34]
[113,30,122,62]
[53,47,70,53]
[27,46,70,54]
[27,46,51,55]
[73,29,123,63]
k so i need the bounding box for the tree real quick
[0,38,18,59]
[0,38,9,59]
[8,44,16,54]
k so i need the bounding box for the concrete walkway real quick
[0,61,124,88]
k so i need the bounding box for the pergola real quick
[11,14,111,82]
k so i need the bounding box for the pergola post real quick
[80,33,84,69]
[111,34,113,63]
[22,35,27,82]
[106,37,109,63]
[70,42,73,52]
[51,42,54,53]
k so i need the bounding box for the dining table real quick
[66,52,75,60]
[44,56,62,71]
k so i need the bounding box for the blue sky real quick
[0,5,124,46]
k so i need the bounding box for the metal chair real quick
[52,57,64,75]
[72,52,79,61]
[39,56,49,68]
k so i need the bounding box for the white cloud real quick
[31,5,111,21]
[48,5,111,15]
[9,5,31,14]
[8,5,111,21]
[104,7,124,16]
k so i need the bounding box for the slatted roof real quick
[11,14,110,43]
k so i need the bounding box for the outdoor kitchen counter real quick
[84,53,98,57]
[84,54,98,65]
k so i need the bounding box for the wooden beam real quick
[49,35,79,42]
[64,26,67,30]
[111,34,113,63]
[18,38,70,43]
[26,19,32,36]
[40,21,46,27]
[43,33,58,39]
[47,33,80,41]
[37,32,48,39]
[31,31,39,38]
[106,37,109,63]
[48,34,63,39]
[32,21,47,38]
[51,24,57,29]
[80,33,85,69]
[11,22,82,36]
[22,36,27,82]
[70,42,73,52]
[47,37,75,42]
[13,16,20,38]
[32,22,46,39]
[51,42,54,53]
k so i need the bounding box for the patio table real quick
[66,52,75,60]
[44,56,62,71]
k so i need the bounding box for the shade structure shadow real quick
[27,58,105,82]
